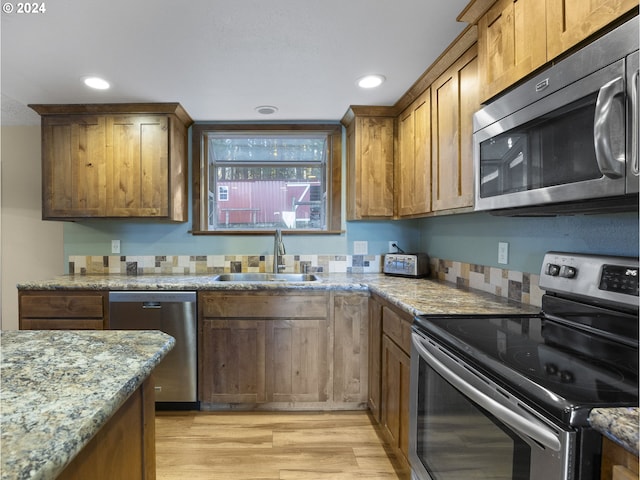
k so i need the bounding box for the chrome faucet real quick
[273,229,286,273]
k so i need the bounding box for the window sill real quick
[190,229,345,236]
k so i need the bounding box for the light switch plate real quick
[498,242,509,265]
[353,241,368,255]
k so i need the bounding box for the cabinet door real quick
[266,319,329,402]
[431,45,479,212]
[547,0,639,59]
[347,116,395,219]
[381,334,411,461]
[107,115,169,217]
[333,292,369,403]
[477,0,547,102]
[42,116,107,218]
[397,90,431,217]
[368,296,383,421]
[200,319,266,403]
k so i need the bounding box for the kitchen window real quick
[192,124,342,233]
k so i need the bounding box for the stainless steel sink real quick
[212,273,319,282]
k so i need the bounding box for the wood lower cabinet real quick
[381,334,411,461]
[367,295,383,421]
[342,107,395,220]
[57,379,156,480]
[31,103,192,222]
[369,294,412,466]
[200,318,267,403]
[431,44,479,212]
[199,291,332,407]
[199,290,370,409]
[333,291,369,405]
[19,291,108,330]
[601,436,640,480]
[266,318,330,403]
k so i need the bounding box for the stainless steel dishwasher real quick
[109,291,198,409]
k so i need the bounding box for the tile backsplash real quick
[67,254,542,307]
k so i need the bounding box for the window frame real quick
[191,123,342,234]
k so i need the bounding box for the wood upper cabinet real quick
[31,103,192,222]
[41,115,107,217]
[396,89,431,217]
[546,0,639,60]
[107,115,169,217]
[477,0,638,102]
[477,0,547,102]
[342,107,395,220]
[431,44,479,212]
[19,291,108,330]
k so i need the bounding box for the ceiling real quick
[1,0,470,125]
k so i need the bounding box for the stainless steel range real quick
[409,252,639,480]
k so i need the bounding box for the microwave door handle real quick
[594,76,625,178]
[632,70,639,175]
[412,335,562,452]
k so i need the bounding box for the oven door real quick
[409,331,574,480]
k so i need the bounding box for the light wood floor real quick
[155,411,411,480]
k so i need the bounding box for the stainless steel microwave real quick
[473,17,639,215]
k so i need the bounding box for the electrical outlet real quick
[388,241,399,253]
[353,241,368,255]
[498,242,509,265]
[111,239,121,254]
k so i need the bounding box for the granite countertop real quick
[16,272,540,316]
[0,329,175,480]
[589,407,640,456]
[15,272,638,456]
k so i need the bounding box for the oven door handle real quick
[412,335,562,452]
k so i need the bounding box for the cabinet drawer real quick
[20,294,104,318]
[200,292,328,319]
[382,306,412,354]
[20,318,104,330]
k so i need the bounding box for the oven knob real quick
[560,266,577,278]
[560,370,574,383]
[544,363,558,375]
[546,263,561,276]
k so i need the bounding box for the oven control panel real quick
[540,251,639,309]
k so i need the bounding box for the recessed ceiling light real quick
[357,74,386,89]
[255,105,278,115]
[83,76,110,90]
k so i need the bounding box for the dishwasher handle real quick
[109,291,197,303]
[142,302,162,309]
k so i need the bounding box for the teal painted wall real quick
[61,125,639,274]
[63,219,421,267]
[419,211,639,274]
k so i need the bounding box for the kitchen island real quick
[0,329,175,480]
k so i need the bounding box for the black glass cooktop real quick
[413,309,639,426]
